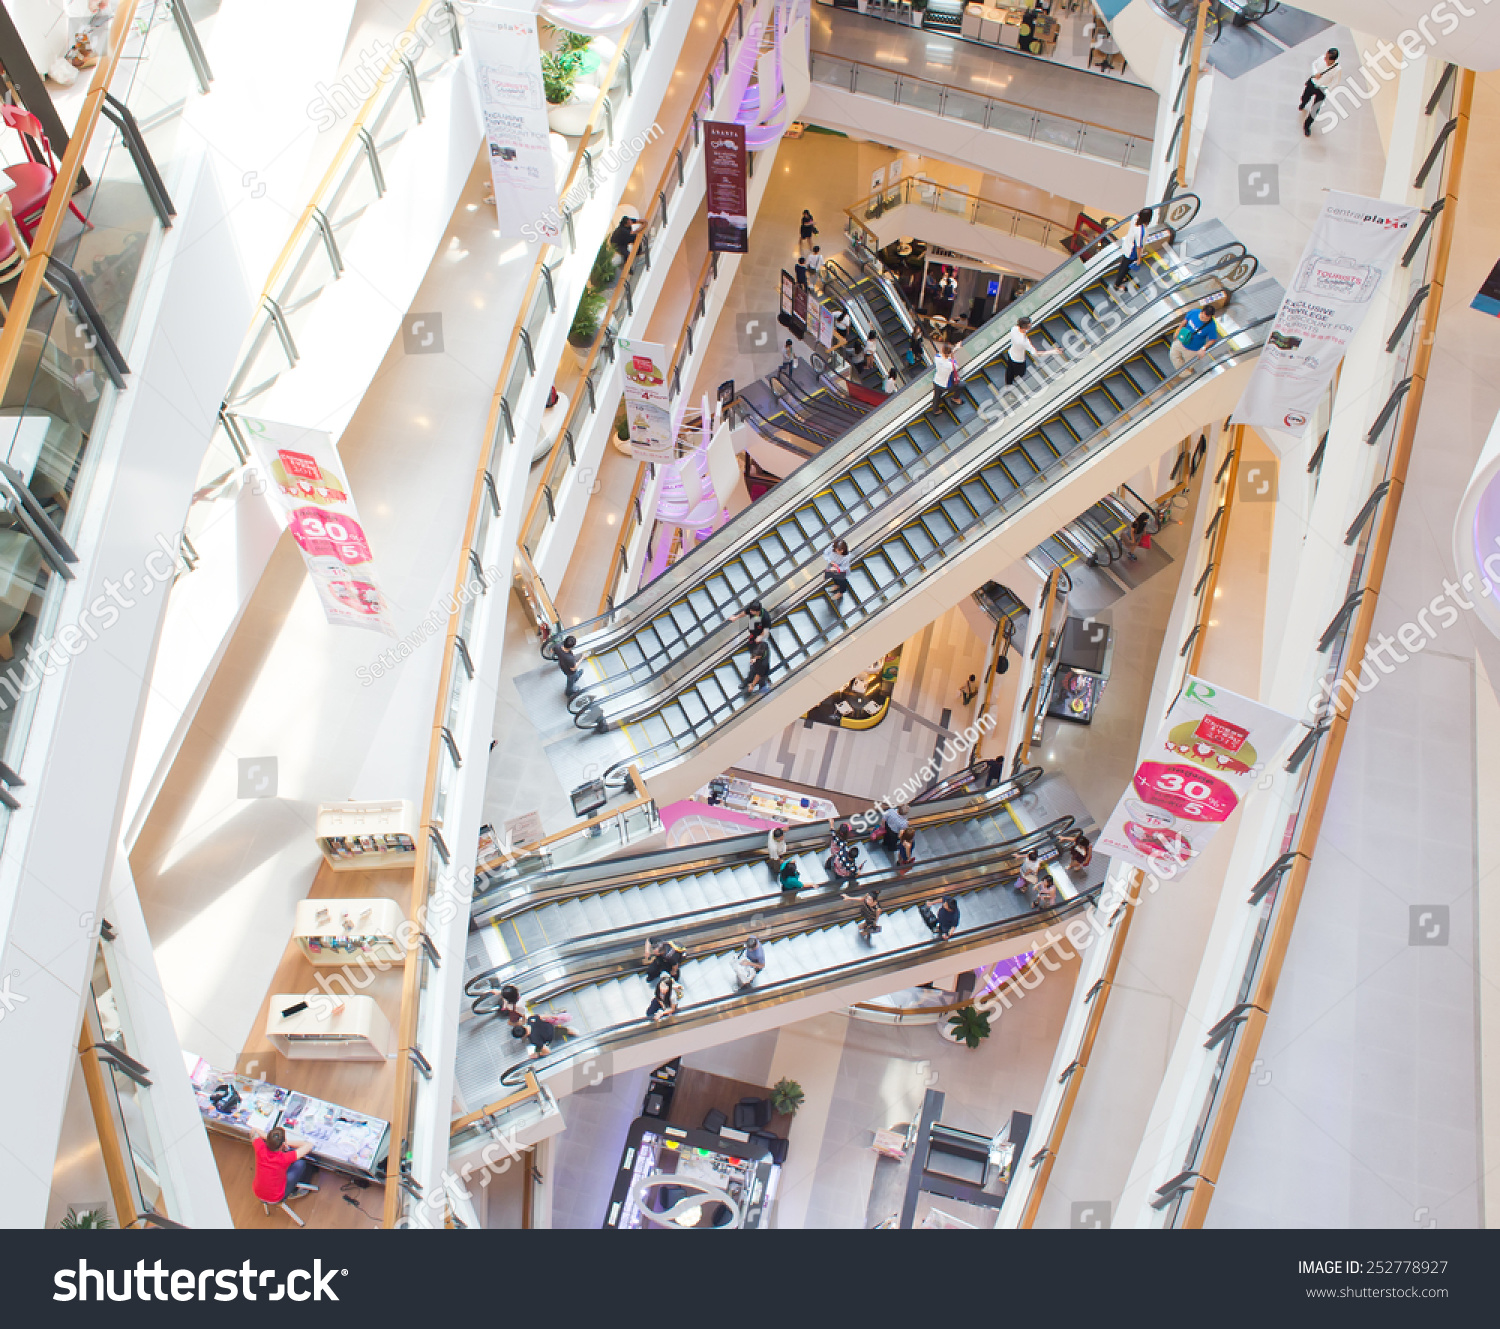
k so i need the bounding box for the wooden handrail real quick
[519,0,750,551]
[1175,2,1211,190]
[76,1017,139,1227]
[0,1,138,393]
[811,49,1152,138]
[450,1071,542,1136]
[256,0,440,308]
[515,543,561,628]
[666,247,721,395]
[1186,425,1242,675]
[1018,571,1060,765]
[1174,71,1473,1227]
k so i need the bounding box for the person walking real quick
[1169,300,1223,370]
[961,674,978,705]
[984,755,1007,788]
[743,639,772,697]
[510,1012,572,1058]
[1069,833,1093,874]
[734,599,773,647]
[879,803,911,855]
[782,338,795,368]
[486,982,526,1025]
[931,346,958,412]
[806,245,824,286]
[731,934,766,989]
[1124,511,1152,562]
[1299,48,1340,137]
[1001,317,1062,387]
[765,825,787,881]
[1018,848,1045,895]
[778,857,807,894]
[799,209,818,255]
[824,537,853,608]
[857,888,883,939]
[895,826,917,876]
[825,819,862,893]
[554,634,583,697]
[643,938,685,983]
[1033,875,1057,909]
[932,896,960,940]
[795,254,809,288]
[1114,207,1154,289]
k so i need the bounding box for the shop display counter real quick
[605,1118,781,1229]
[265,993,393,1062]
[697,776,836,824]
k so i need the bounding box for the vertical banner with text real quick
[617,338,675,462]
[705,120,748,253]
[242,417,396,636]
[469,7,559,241]
[1232,190,1418,432]
[1097,677,1298,880]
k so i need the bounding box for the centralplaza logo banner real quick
[1233,190,1419,436]
[1096,677,1299,880]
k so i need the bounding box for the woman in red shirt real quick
[252,1126,317,1204]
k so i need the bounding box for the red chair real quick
[0,193,59,316]
[1,105,92,243]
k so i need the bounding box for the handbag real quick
[918,903,938,933]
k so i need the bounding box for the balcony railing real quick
[845,175,1077,260]
[810,51,1149,171]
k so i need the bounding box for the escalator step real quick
[867,451,898,486]
[1060,404,1097,440]
[959,477,999,517]
[1081,388,1120,424]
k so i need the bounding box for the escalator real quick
[822,257,923,381]
[457,771,1101,1102]
[565,240,1273,785]
[556,196,1202,708]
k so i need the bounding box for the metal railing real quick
[845,175,1077,260]
[810,50,1149,171]
[1151,63,1471,1229]
[0,0,215,858]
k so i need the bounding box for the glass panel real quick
[857,66,900,103]
[986,101,1035,138]
[366,68,420,157]
[225,310,292,407]
[943,88,987,126]
[1032,114,1081,151]
[1078,124,1132,166]
[323,149,383,246]
[900,77,942,114]
[272,228,340,349]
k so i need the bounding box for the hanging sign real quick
[705,120,748,253]
[1233,191,1418,433]
[1097,677,1298,880]
[617,337,675,462]
[469,7,559,240]
[242,417,396,636]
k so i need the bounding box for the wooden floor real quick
[213,858,408,1229]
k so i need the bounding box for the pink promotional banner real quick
[242,417,396,637]
[1097,676,1298,880]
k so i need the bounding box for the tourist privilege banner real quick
[617,337,674,462]
[1233,190,1418,433]
[242,417,396,636]
[1097,677,1298,879]
[469,7,558,240]
[705,120,748,253]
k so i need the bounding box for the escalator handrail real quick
[544,192,1201,657]
[488,879,1107,1089]
[584,254,1262,724]
[468,817,1078,1000]
[1120,483,1165,533]
[471,765,1047,913]
[578,238,1247,707]
[597,293,1278,781]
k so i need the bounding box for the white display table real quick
[293,897,408,967]
[316,800,417,872]
[266,994,392,1062]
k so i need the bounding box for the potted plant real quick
[544,50,600,137]
[57,1208,113,1229]
[590,238,621,291]
[568,286,609,357]
[541,51,581,107]
[944,1005,992,1049]
[770,1077,805,1116]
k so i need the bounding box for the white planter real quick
[547,83,602,137]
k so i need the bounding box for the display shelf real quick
[315,800,418,871]
[697,776,837,825]
[265,994,393,1062]
[293,897,408,967]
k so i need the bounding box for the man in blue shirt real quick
[1170,302,1223,369]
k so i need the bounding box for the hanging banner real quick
[705,120,748,253]
[809,297,834,348]
[242,417,396,636]
[469,7,558,241]
[1232,191,1418,433]
[1097,677,1298,880]
[617,337,675,462]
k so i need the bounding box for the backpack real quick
[918,903,939,933]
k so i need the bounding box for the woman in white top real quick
[1002,318,1063,387]
[765,825,787,881]
[1114,207,1154,290]
[931,348,957,411]
[1299,48,1340,137]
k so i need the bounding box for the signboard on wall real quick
[468,7,559,240]
[1232,190,1418,432]
[1096,677,1298,881]
[617,337,675,462]
[705,120,748,253]
[242,417,396,636]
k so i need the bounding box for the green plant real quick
[614,400,629,440]
[590,239,620,291]
[770,1077,804,1116]
[541,51,582,105]
[57,1208,114,1229]
[559,29,593,55]
[947,1005,991,1049]
[569,286,609,345]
